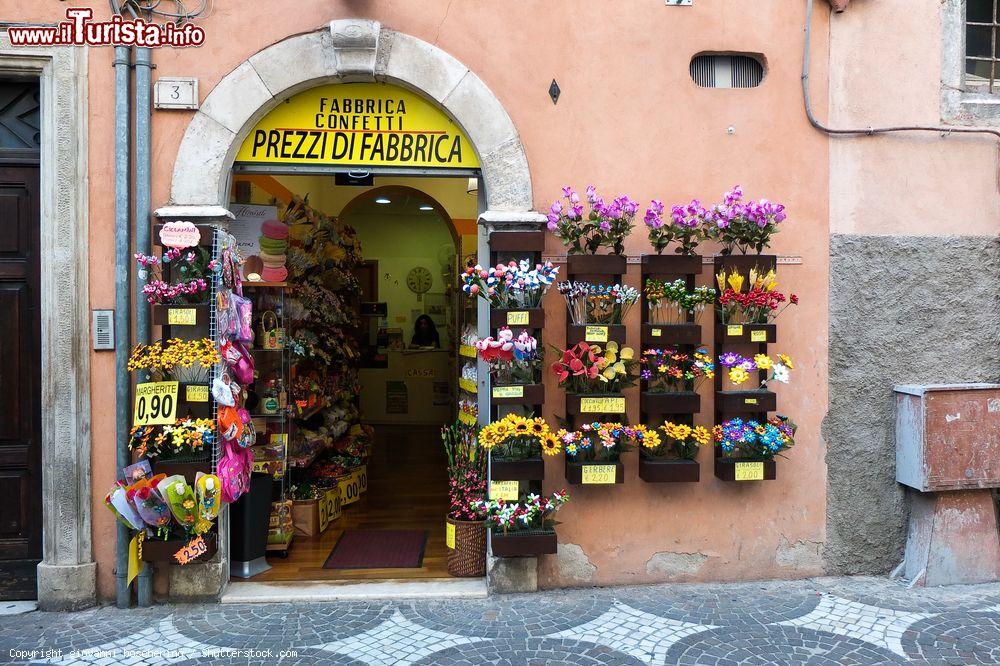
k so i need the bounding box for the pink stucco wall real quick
[0,0,832,598]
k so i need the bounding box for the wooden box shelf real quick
[565,393,627,416]
[640,391,701,415]
[141,534,217,563]
[714,457,777,482]
[151,303,212,327]
[491,530,558,557]
[489,231,545,252]
[566,253,628,276]
[638,456,700,483]
[491,457,545,481]
[490,308,545,329]
[715,390,777,413]
[715,323,776,344]
[641,323,702,346]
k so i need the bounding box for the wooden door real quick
[0,162,41,599]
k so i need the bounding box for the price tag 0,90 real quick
[133,381,179,426]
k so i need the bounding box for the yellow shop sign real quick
[236,83,480,169]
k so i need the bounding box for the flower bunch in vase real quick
[550,341,637,394]
[127,338,221,383]
[547,185,645,255]
[557,282,640,325]
[701,185,789,255]
[557,422,648,462]
[129,417,217,459]
[715,415,797,459]
[460,259,559,308]
[717,352,794,390]
[473,491,570,534]
[441,422,487,521]
[135,246,218,305]
[643,199,706,255]
[640,346,715,392]
[478,414,561,460]
[715,268,798,325]
[645,279,716,325]
[474,327,540,385]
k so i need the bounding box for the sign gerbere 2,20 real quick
[236,82,480,169]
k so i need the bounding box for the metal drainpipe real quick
[134,45,154,608]
[114,44,134,610]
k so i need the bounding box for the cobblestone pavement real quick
[1,577,998,665]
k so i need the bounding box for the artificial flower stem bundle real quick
[474,327,540,385]
[461,259,559,309]
[644,279,716,326]
[557,282,640,325]
[715,267,798,325]
[441,422,487,522]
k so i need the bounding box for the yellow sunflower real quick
[778,353,794,369]
[540,433,562,456]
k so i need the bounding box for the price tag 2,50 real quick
[133,382,178,426]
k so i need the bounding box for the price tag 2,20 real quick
[734,461,765,481]
[133,381,178,426]
[489,480,520,501]
[581,464,618,484]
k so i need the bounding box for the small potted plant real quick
[641,198,705,274]
[558,282,639,345]
[638,421,711,482]
[461,259,559,329]
[551,341,637,417]
[558,422,645,485]
[547,185,642,274]
[639,346,713,414]
[474,490,570,557]
[480,414,561,481]
[714,414,797,481]
[701,185,788,277]
[475,328,544,405]
[442,422,488,577]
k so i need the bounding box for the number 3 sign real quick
[154,77,199,110]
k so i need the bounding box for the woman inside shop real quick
[410,314,441,349]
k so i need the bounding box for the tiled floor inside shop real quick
[249,424,452,582]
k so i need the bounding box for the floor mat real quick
[323,529,427,569]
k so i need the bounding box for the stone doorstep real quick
[220,577,487,603]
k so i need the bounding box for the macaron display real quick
[257,220,289,281]
[261,266,288,282]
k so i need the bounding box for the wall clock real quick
[406,266,433,301]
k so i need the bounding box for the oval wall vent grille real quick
[690,54,765,89]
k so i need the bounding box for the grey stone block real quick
[487,555,538,594]
[36,561,97,611]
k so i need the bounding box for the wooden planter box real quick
[641,254,702,276]
[490,307,545,329]
[713,254,778,276]
[141,533,217,564]
[714,457,777,482]
[567,324,627,345]
[715,323,776,344]
[176,382,212,418]
[566,393,627,415]
[566,253,627,277]
[641,323,702,346]
[491,457,545,481]
[638,456,700,482]
[491,383,545,405]
[152,459,212,482]
[491,530,558,557]
[716,390,776,413]
[565,460,624,485]
[640,391,701,415]
[489,230,545,252]
[151,303,212,327]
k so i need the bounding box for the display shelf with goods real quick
[274,196,370,537]
[638,254,706,483]
[713,253,779,482]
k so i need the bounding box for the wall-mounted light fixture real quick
[467,178,478,195]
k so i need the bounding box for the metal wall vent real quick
[690,54,765,89]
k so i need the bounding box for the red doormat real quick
[323,530,427,569]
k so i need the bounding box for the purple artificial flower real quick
[571,204,584,219]
[586,185,598,204]
[599,220,611,232]
[550,201,562,214]
[719,352,743,368]
[562,186,573,198]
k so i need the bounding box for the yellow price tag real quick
[727,324,744,337]
[445,522,456,549]
[745,398,758,405]
[459,378,478,393]
[319,495,329,532]
[651,328,662,337]
[581,464,618,484]
[492,385,524,399]
[585,325,609,342]
[459,344,477,358]
[459,412,477,426]
[506,310,530,326]
[133,381,178,426]
[167,308,197,325]
[355,465,368,494]
[185,384,209,402]
[338,473,361,505]
[580,396,626,414]
[490,480,520,501]
[750,329,768,342]
[734,461,765,481]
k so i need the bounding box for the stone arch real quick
[168,20,533,213]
